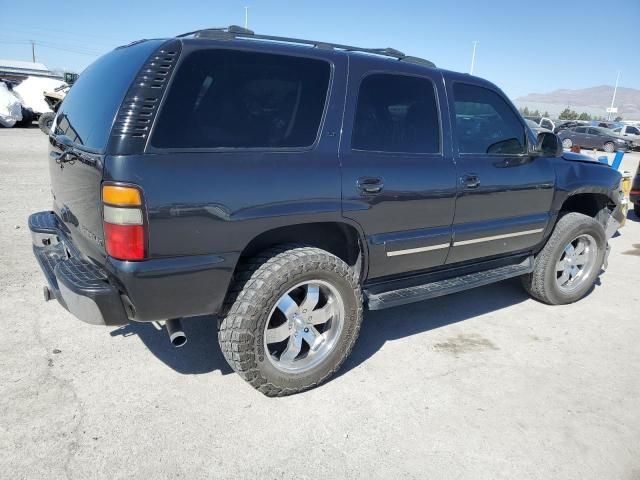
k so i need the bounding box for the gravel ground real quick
[1,127,639,480]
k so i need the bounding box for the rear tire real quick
[219,245,363,396]
[604,142,615,153]
[562,138,572,149]
[522,213,606,305]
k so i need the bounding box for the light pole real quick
[607,70,621,121]
[244,6,249,29]
[470,41,479,75]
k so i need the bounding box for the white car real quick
[612,125,640,149]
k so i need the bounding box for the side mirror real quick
[532,131,563,157]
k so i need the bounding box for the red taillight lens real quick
[104,223,145,260]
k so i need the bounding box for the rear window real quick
[151,49,331,149]
[54,40,163,151]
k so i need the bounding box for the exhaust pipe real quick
[165,318,187,348]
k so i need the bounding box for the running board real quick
[365,256,533,310]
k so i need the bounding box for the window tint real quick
[588,128,601,135]
[54,39,163,151]
[541,119,553,130]
[352,74,440,153]
[575,127,587,133]
[152,50,330,149]
[628,127,640,135]
[453,83,525,155]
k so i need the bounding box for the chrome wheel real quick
[264,280,345,374]
[555,234,598,294]
[562,138,572,149]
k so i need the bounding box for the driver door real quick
[444,79,556,264]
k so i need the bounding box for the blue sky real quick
[1,0,638,99]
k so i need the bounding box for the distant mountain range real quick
[514,86,640,120]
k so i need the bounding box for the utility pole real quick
[607,70,621,121]
[31,40,36,63]
[244,6,249,29]
[470,40,479,75]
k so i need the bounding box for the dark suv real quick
[29,27,624,396]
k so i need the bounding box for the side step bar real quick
[365,256,533,310]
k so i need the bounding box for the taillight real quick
[102,184,146,261]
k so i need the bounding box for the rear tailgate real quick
[49,39,165,263]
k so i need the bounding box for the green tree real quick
[614,116,623,122]
[531,109,540,117]
[521,106,530,116]
[578,112,591,121]
[559,108,578,120]
[543,111,550,117]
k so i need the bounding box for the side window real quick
[575,127,586,134]
[541,119,553,130]
[588,128,601,135]
[453,83,525,155]
[628,127,640,135]
[152,49,330,149]
[352,74,440,153]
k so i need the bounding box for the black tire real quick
[604,142,615,153]
[38,112,55,134]
[219,245,363,396]
[522,212,606,305]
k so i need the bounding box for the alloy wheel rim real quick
[562,139,572,148]
[555,234,598,294]
[263,280,345,374]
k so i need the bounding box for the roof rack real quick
[176,25,436,68]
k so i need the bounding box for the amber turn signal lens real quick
[102,185,142,206]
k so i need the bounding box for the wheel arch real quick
[237,221,368,279]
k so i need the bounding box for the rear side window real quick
[352,74,440,153]
[151,50,330,149]
[575,127,587,133]
[54,40,163,151]
[453,83,525,155]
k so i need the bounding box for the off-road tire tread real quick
[522,212,604,305]
[218,244,363,397]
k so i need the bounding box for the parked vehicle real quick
[612,125,640,149]
[524,116,555,131]
[558,126,633,152]
[29,26,625,396]
[554,120,586,134]
[38,85,70,133]
[525,118,552,135]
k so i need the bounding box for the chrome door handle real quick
[357,177,384,194]
[462,174,480,189]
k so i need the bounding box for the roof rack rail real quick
[175,25,436,68]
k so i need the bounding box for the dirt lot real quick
[1,127,639,480]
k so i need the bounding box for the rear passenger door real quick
[445,80,555,264]
[340,63,457,279]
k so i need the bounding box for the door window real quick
[351,74,440,153]
[587,128,601,135]
[627,127,640,135]
[453,83,525,155]
[574,127,587,134]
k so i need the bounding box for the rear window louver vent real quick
[109,41,181,153]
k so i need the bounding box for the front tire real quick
[604,141,615,153]
[522,212,606,305]
[219,245,363,396]
[562,138,573,149]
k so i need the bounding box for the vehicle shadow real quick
[337,278,531,378]
[110,314,233,375]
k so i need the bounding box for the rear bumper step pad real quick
[29,211,128,326]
